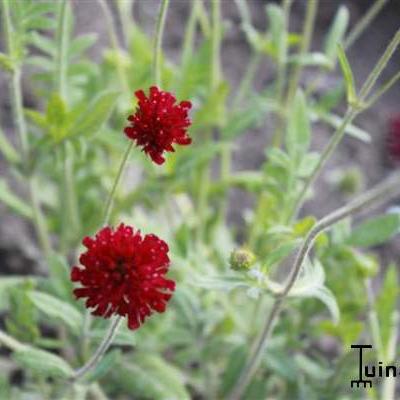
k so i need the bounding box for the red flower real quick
[124,86,192,165]
[71,224,175,330]
[388,114,400,163]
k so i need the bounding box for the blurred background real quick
[0,0,399,280]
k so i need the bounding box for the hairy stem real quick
[103,141,134,226]
[72,316,122,382]
[153,0,170,87]
[229,172,400,400]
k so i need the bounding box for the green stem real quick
[359,28,400,100]
[285,0,318,107]
[103,141,134,226]
[365,69,400,108]
[197,0,221,242]
[229,172,400,400]
[232,52,261,110]
[344,0,387,49]
[153,0,170,87]
[55,0,68,100]
[290,108,357,220]
[381,312,399,400]
[180,0,200,68]
[64,146,80,238]
[291,28,400,220]
[364,279,385,362]
[98,0,130,93]
[72,316,122,382]
[29,177,52,258]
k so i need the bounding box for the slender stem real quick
[290,108,357,220]
[72,316,122,382]
[344,0,387,49]
[64,146,81,238]
[232,52,261,110]
[114,0,133,47]
[365,69,400,108]
[381,312,399,400]
[365,279,385,362]
[197,0,221,242]
[291,28,400,220]
[285,0,318,107]
[359,28,400,100]
[29,177,52,258]
[98,0,130,93]
[210,0,221,89]
[180,0,199,68]
[55,0,68,100]
[229,172,400,400]
[270,0,292,147]
[103,141,134,226]
[153,0,169,87]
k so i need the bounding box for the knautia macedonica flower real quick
[124,86,192,165]
[388,114,400,163]
[71,224,175,330]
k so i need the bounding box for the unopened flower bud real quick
[230,248,256,271]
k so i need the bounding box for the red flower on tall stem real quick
[71,224,175,330]
[124,86,192,165]
[388,114,400,163]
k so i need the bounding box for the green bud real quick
[230,248,256,271]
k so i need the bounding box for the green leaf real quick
[47,253,74,302]
[0,53,14,72]
[14,347,73,378]
[297,152,320,178]
[324,5,349,61]
[69,91,119,138]
[265,4,286,63]
[337,44,357,105]
[348,213,400,247]
[114,354,190,400]
[68,33,97,59]
[0,179,33,219]
[286,90,311,157]
[192,82,229,129]
[0,277,36,311]
[28,291,83,334]
[0,127,19,164]
[290,259,339,323]
[287,53,333,69]
[46,93,67,140]
[222,97,277,139]
[315,111,371,143]
[84,349,121,382]
[220,345,247,397]
[28,31,56,57]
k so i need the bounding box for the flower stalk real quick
[153,0,170,87]
[72,316,122,382]
[229,172,400,400]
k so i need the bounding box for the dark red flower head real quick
[71,224,175,330]
[124,86,192,165]
[388,114,400,163]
